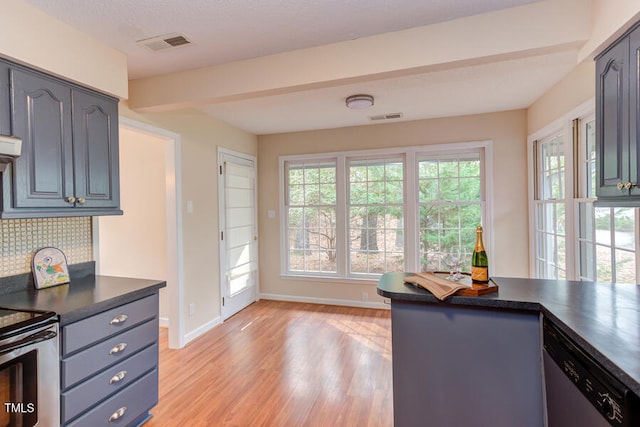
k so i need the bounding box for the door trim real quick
[218,147,259,320]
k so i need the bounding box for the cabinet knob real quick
[77,197,86,204]
[108,342,127,355]
[625,182,636,190]
[108,407,127,423]
[108,370,127,385]
[109,314,128,325]
[66,196,76,203]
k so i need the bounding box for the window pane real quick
[418,153,483,273]
[348,158,405,275]
[613,208,635,251]
[534,132,566,280]
[286,161,337,275]
[615,249,635,284]
[596,244,613,282]
[595,208,611,245]
[579,203,638,284]
[539,135,564,200]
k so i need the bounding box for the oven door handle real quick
[0,329,57,356]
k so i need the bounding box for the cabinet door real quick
[596,39,629,199]
[71,89,120,209]
[0,63,10,136]
[630,25,640,196]
[10,68,75,208]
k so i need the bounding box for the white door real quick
[219,149,259,320]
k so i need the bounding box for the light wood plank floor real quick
[145,300,393,427]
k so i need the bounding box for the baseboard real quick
[259,293,389,310]
[184,316,222,345]
[159,317,169,328]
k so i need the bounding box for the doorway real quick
[218,148,259,320]
[95,117,184,348]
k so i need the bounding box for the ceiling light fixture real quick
[346,94,374,109]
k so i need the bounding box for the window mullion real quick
[635,208,640,281]
[335,156,348,278]
[405,152,418,272]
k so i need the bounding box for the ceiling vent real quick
[369,113,403,121]
[137,33,193,51]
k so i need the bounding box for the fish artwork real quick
[32,247,70,289]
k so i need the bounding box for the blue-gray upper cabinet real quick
[595,22,640,206]
[0,62,10,137]
[0,61,121,218]
[71,89,120,211]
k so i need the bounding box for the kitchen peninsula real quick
[377,272,640,427]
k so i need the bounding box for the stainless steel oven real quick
[0,309,59,427]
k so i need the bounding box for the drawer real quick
[61,343,158,423]
[62,318,158,389]
[65,368,158,427]
[63,293,158,354]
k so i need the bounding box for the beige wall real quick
[258,110,529,305]
[97,127,169,319]
[118,104,258,336]
[527,60,595,134]
[1,0,127,98]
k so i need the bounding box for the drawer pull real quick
[108,370,127,384]
[108,406,127,423]
[110,314,128,325]
[108,343,128,355]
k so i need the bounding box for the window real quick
[575,117,639,283]
[282,142,491,280]
[285,161,337,275]
[418,153,483,271]
[530,107,639,284]
[533,133,566,279]
[348,158,404,275]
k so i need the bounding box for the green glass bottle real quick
[471,226,489,285]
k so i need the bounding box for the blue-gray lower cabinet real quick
[390,300,544,427]
[60,293,160,426]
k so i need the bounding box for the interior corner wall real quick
[118,103,258,336]
[257,110,529,305]
[527,60,596,135]
[0,0,127,98]
[97,127,169,320]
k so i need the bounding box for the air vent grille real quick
[137,33,192,51]
[369,113,403,121]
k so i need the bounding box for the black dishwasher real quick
[543,318,640,426]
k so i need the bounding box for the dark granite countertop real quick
[377,272,640,396]
[0,262,166,325]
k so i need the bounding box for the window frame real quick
[528,99,640,284]
[280,141,494,283]
[532,131,568,280]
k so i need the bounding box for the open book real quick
[404,272,468,301]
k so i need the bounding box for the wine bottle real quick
[471,226,489,285]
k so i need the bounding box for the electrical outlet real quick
[189,303,195,316]
[362,292,368,302]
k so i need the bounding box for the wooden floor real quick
[145,300,393,427]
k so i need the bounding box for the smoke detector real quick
[137,33,193,51]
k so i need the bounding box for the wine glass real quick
[442,248,461,281]
[454,248,467,281]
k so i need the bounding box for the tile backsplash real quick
[0,217,93,277]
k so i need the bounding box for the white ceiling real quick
[23,0,583,135]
